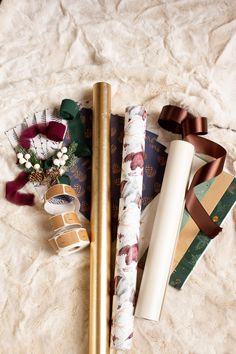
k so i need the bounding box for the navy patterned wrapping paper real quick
[64,107,167,241]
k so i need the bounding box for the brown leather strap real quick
[158,105,226,238]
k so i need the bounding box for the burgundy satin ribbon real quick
[19,121,66,149]
[158,105,226,238]
[6,122,66,206]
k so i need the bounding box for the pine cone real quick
[44,169,60,183]
[28,169,60,185]
[29,171,44,183]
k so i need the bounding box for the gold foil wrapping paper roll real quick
[89,82,111,354]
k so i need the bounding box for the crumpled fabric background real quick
[0,1,235,353]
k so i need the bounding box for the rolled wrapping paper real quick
[135,140,195,321]
[110,106,147,350]
[89,82,111,354]
[44,184,90,256]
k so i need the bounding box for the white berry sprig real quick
[53,143,78,177]
[15,142,78,182]
[53,146,69,169]
[15,146,42,172]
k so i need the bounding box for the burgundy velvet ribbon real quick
[6,122,66,206]
[158,105,226,238]
[19,121,66,149]
[6,171,34,205]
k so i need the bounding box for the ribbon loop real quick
[158,105,226,238]
[158,105,189,133]
[182,117,208,137]
[19,121,66,149]
[59,99,91,157]
[60,99,79,120]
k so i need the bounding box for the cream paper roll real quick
[135,140,195,321]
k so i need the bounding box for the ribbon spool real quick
[44,184,90,256]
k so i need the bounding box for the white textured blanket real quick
[0,1,235,353]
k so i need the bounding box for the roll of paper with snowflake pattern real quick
[110,105,147,351]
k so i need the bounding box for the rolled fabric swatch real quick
[135,140,195,321]
[110,106,147,350]
[89,82,111,354]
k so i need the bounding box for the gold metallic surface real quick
[89,82,111,354]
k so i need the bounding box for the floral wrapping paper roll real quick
[111,105,147,350]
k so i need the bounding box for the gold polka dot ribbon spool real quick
[44,184,90,255]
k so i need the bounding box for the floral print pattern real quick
[111,106,147,350]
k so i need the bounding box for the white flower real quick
[62,154,68,161]
[60,159,66,166]
[25,161,32,169]
[33,164,40,170]
[24,153,31,160]
[57,151,63,158]
[61,147,67,153]
[53,159,60,166]
[19,158,26,165]
[59,167,65,175]
[17,153,23,159]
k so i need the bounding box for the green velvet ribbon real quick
[59,99,91,157]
